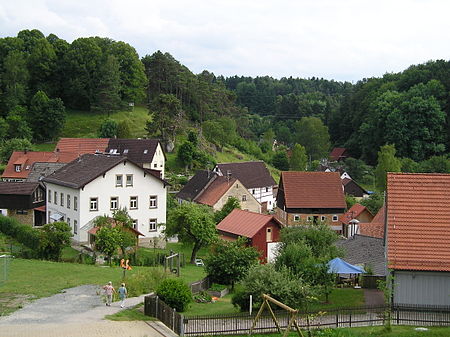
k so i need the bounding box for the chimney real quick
[226,170,232,184]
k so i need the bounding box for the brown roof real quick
[195,177,237,206]
[43,154,167,189]
[387,173,450,272]
[55,138,110,155]
[359,205,385,239]
[330,147,348,161]
[106,139,163,164]
[0,182,41,195]
[216,161,276,189]
[2,151,79,180]
[88,221,144,237]
[217,209,282,238]
[340,203,371,225]
[280,171,346,209]
[176,170,217,201]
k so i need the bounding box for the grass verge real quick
[105,303,155,321]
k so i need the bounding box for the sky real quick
[1,0,449,82]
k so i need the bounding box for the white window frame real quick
[110,196,119,210]
[116,175,123,187]
[132,219,138,229]
[126,174,133,187]
[307,216,313,222]
[332,215,339,222]
[74,196,78,211]
[294,214,300,221]
[149,195,157,209]
[67,195,71,209]
[90,197,98,211]
[149,218,157,232]
[14,165,21,172]
[130,196,138,209]
[242,195,247,201]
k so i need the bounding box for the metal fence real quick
[144,296,450,336]
[189,276,210,294]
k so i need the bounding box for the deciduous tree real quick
[165,202,217,264]
[289,143,307,171]
[374,144,401,191]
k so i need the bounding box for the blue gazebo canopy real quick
[327,257,366,274]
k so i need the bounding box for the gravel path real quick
[0,285,150,325]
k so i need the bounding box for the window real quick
[67,217,70,226]
[252,189,255,194]
[266,187,269,192]
[67,195,71,209]
[132,219,138,229]
[236,183,239,188]
[332,215,339,222]
[149,218,157,232]
[16,210,28,215]
[149,195,157,208]
[110,197,118,210]
[116,175,123,187]
[266,227,273,242]
[74,220,78,234]
[123,149,129,154]
[14,165,21,172]
[126,175,133,187]
[60,193,64,207]
[321,216,327,222]
[307,216,313,222]
[90,198,98,211]
[294,214,300,221]
[154,163,157,168]
[242,195,247,201]
[130,196,138,209]
[54,191,57,205]
[48,189,52,203]
[48,211,51,223]
[74,196,78,211]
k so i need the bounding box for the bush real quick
[156,278,192,312]
[0,215,40,251]
[126,267,167,297]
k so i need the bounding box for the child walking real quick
[118,283,128,308]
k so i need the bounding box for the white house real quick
[214,162,277,212]
[43,154,168,245]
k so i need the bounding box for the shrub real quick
[126,267,167,297]
[0,215,40,251]
[156,278,192,312]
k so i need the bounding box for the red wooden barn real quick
[217,209,283,263]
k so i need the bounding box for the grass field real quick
[246,326,450,337]
[62,106,150,138]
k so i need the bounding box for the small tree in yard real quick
[38,221,72,261]
[95,225,120,265]
[164,202,217,264]
[214,196,241,223]
[205,237,259,289]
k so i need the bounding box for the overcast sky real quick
[1,0,449,82]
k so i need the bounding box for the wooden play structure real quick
[249,294,304,337]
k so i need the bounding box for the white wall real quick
[249,186,275,210]
[143,143,165,178]
[46,160,167,243]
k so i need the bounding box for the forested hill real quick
[1,29,450,172]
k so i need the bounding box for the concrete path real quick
[363,289,385,306]
[0,285,166,337]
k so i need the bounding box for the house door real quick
[266,227,273,242]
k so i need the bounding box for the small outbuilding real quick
[217,209,283,263]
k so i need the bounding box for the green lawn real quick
[246,326,450,337]
[105,303,154,321]
[185,293,239,317]
[309,288,365,312]
[62,105,150,138]
[33,142,56,151]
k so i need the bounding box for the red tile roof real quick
[55,138,110,155]
[217,209,282,238]
[387,173,450,272]
[2,151,79,180]
[359,205,385,239]
[340,203,371,225]
[195,177,237,207]
[280,172,346,209]
[330,147,348,161]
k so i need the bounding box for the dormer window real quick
[123,149,129,154]
[14,165,21,172]
[144,149,148,154]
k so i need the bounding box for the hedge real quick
[0,215,40,251]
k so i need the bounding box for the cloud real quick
[0,0,449,81]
